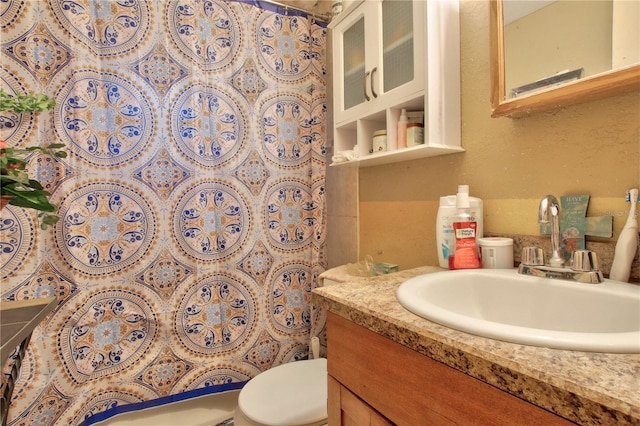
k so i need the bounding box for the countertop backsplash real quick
[486,233,640,284]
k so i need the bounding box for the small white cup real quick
[478,237,514,269]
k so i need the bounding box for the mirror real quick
[490,0,640,117]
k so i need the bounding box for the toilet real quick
[233,271,350,426]
[233,357,328,426]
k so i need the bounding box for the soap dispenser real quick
[449,185,481,270]
[436,187,483,268]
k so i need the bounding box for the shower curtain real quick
[0,1,327,424]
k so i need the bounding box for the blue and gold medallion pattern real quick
[57,289,160,384]
[0,1,326,424]
[175,272,256,355]
[172,180,250,261]
[165,0,241,71]
[48,0,151,56]
[56,70,155,167]
[55,182,156,276]
[171,83,245,168]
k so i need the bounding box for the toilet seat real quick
[236,358,327,426]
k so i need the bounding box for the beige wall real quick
[354,0,639,271]
[612,0,640,68]
[504,1,612,93]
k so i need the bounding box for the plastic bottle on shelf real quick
[397,109,408,149]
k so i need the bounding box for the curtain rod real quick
[250,0,332,23]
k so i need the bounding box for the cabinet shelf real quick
[331,144,464,168]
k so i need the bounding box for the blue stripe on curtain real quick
[80,382,245,426]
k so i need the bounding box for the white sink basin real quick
[396,269,640,353]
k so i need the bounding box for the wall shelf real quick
[331,144,464,168]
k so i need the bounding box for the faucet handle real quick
[521,247,545,266]
[570,250,600,272]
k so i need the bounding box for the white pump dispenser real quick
[609,188,638,282]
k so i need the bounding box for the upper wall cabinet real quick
[332,0,423,125]
[329,0,463,167]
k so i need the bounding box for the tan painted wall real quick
[612,0,640,68]
[504,1,612,93]
[357,0,640,271]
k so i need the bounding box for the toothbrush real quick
[609,189,638,282]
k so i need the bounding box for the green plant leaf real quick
[4,188,57,212]
[1,89,62,230]
[1,173,30,186]
[0,89,56,113]
[27,179,45,190]
[40,214,60,230]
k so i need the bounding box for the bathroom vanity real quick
[313,266,640,425]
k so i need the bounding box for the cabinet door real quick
[332,1,425,127]
[376,0,425,105]
[327,312,575,426]
[328,375,394,426]
[333,1,379,125]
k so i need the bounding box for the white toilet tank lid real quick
[238,358,327,426]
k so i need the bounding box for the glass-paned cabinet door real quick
[331,0,425,127]
[382,0,414,93]
[343,17,366,110]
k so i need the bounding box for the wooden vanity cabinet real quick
[326,312,574,425]
[328,376,393,426]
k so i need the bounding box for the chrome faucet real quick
[538,195,564,267]
[518,248,604,284]
[517,194,604,284]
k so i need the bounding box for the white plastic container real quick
[436,189,483,269]
[478,237,514,269]
[372,130,387,152]
[406,123,424,146]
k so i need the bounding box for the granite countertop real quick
[312,265,640,425]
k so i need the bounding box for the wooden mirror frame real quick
[490,0,640,118]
